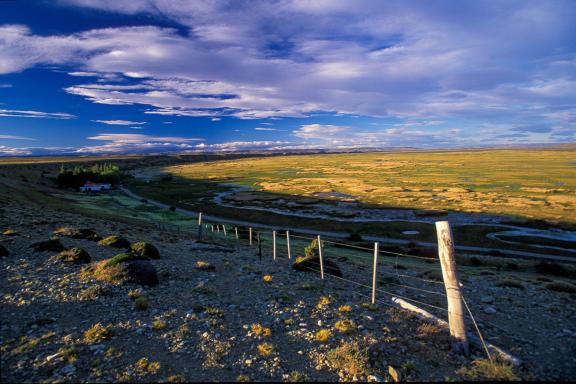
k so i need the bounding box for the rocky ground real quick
[1,193,575,382]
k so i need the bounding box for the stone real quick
[481,296,494,304]
[484,306,497,314]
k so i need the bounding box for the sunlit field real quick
[163,148,576,223]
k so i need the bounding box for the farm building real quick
[79,182,112,192]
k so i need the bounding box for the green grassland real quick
[160,148,576,223]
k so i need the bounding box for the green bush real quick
[98,236,130,248]
[105,253,149,268]
[130,242,160,259]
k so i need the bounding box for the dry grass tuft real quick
[262,274,273,283]
[326,341,371,378]
[257,342,274,357]
[251,323,272,337]
[335,319,357,334]
[338,305,352,313]
[152,318,167,331]
[315,329,331,343]
[316,295,331,309]
[195,260,215,271]
[84,323,113,343]
[457,358,520,381]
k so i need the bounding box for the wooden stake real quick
[223,225,227,237]
[317,235,324,280]
[234,227,239,240]
[436,221,469,355]
[372,242,379,305]
[286,230,291,259]
[217,225,220,233]
[273,230,277,260]
[249,227,253,245]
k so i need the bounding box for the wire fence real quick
[147,215,501,360]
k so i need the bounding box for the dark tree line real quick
[56,163,122,189]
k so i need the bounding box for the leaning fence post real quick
[234,227,239,240]
[223,225,227,237]
[273,230,277,260]
[436,220,469,355]
[317,235,324,280]
[217,225,220,233]
[372,242,379,305]
[286,230,291,259]
[249,227,253,246]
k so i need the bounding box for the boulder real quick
[0,243,9,257]
[53,247,91,264]
[124,259,159,286]
[130,242,160,259]
[98,236,130,248]
[31,238,65,252]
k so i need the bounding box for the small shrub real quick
[335,319,357,334]
[84,323,113,343]
[54,247,91,264]
[195,260,215,271]
[317,295,331,309]
[456,358,519,380]
[167,374,185,383]
[135,357,149,371]
[128,289,143,300]
[58,347,79,363]
[148,361,161,373]
[130,242,160,259]
[134,296,150,310]
[545,282,576,293]
[496,279,525,289]
[315,329,331,343]
[257,342,274,357]
[262,274,273,283]
[236,374,251,382]
[285,371,308,382]
[98,236,130,248]
[338,305,352,313]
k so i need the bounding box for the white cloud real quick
[0,135,36,140]
[87,133,203,143]
[92,119,147,125]
[254,127,279,131]
[0,108,75,119]
[293,124,350,139]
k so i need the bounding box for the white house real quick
[79,181,112,192]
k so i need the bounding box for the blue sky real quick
[0,0,575,156]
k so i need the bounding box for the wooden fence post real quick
[436,221,469,355]
[217,225,220,233]
[234,227,239,240]
[249,227,253,246]
[372,242,379,305]
[286,230,291,259]
[273,230,277,260]
[317,235,324,280]
[211,225,214,232]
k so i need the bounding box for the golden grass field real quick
[164,148,576,223]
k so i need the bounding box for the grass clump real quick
[130,242,160,259]
[195,260,215,271]
[3,229,18,236]
[78,285,105,301]
[315,329,331,343]
[335,319,357,334]
[251,323,272,337]
[262,274,273,283]
[316,295,331,309]
[296,282,319,291]
[58,346,79,363]
[192,282,215,295]
[98,235,130,249]
[53,247,91,264]
[545,281,576,293]
[496,279,525,289]
[457,358,519,381]
[167,374,185,383]
[326,341,371,379]
[105,252,149,268]
[134,296,150,310]
[338,305,352,313]
[257,342,274,357]
[284,371,308,382]
[236,374,251,382]
[152,319,167,331]
[84,323,113,343]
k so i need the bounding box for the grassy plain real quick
[162,148,576,223]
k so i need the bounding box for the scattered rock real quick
[31,238,65,252]
[97,235,130,248]
[484,306,497,314]
[53,247,91,264]
[130,242,160,259]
